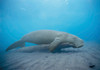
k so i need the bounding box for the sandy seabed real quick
[0,42,100,70]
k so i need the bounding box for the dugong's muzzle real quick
[73,39,84,48]
[76,44,84,48]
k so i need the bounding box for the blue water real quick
[0,0,100,52]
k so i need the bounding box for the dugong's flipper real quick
[6,40,25,51]
[49,33,66,52]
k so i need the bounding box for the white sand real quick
[0,42,100,70]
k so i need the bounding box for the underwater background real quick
[0,0,100,70]
[0,0,100,52]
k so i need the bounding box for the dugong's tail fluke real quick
[6,40,25,51]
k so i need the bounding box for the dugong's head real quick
[66,34,84,48]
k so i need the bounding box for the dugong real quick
[6,30,84,52]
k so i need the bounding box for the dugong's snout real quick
[77,44,84,48]
[73,43,84,48]
[73,39,84,48]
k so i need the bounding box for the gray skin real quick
[6,30,84,52]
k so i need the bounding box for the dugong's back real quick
[21,30,62,44]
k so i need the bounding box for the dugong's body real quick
[6,30,84,52]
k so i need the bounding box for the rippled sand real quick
[0,42,100,70]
